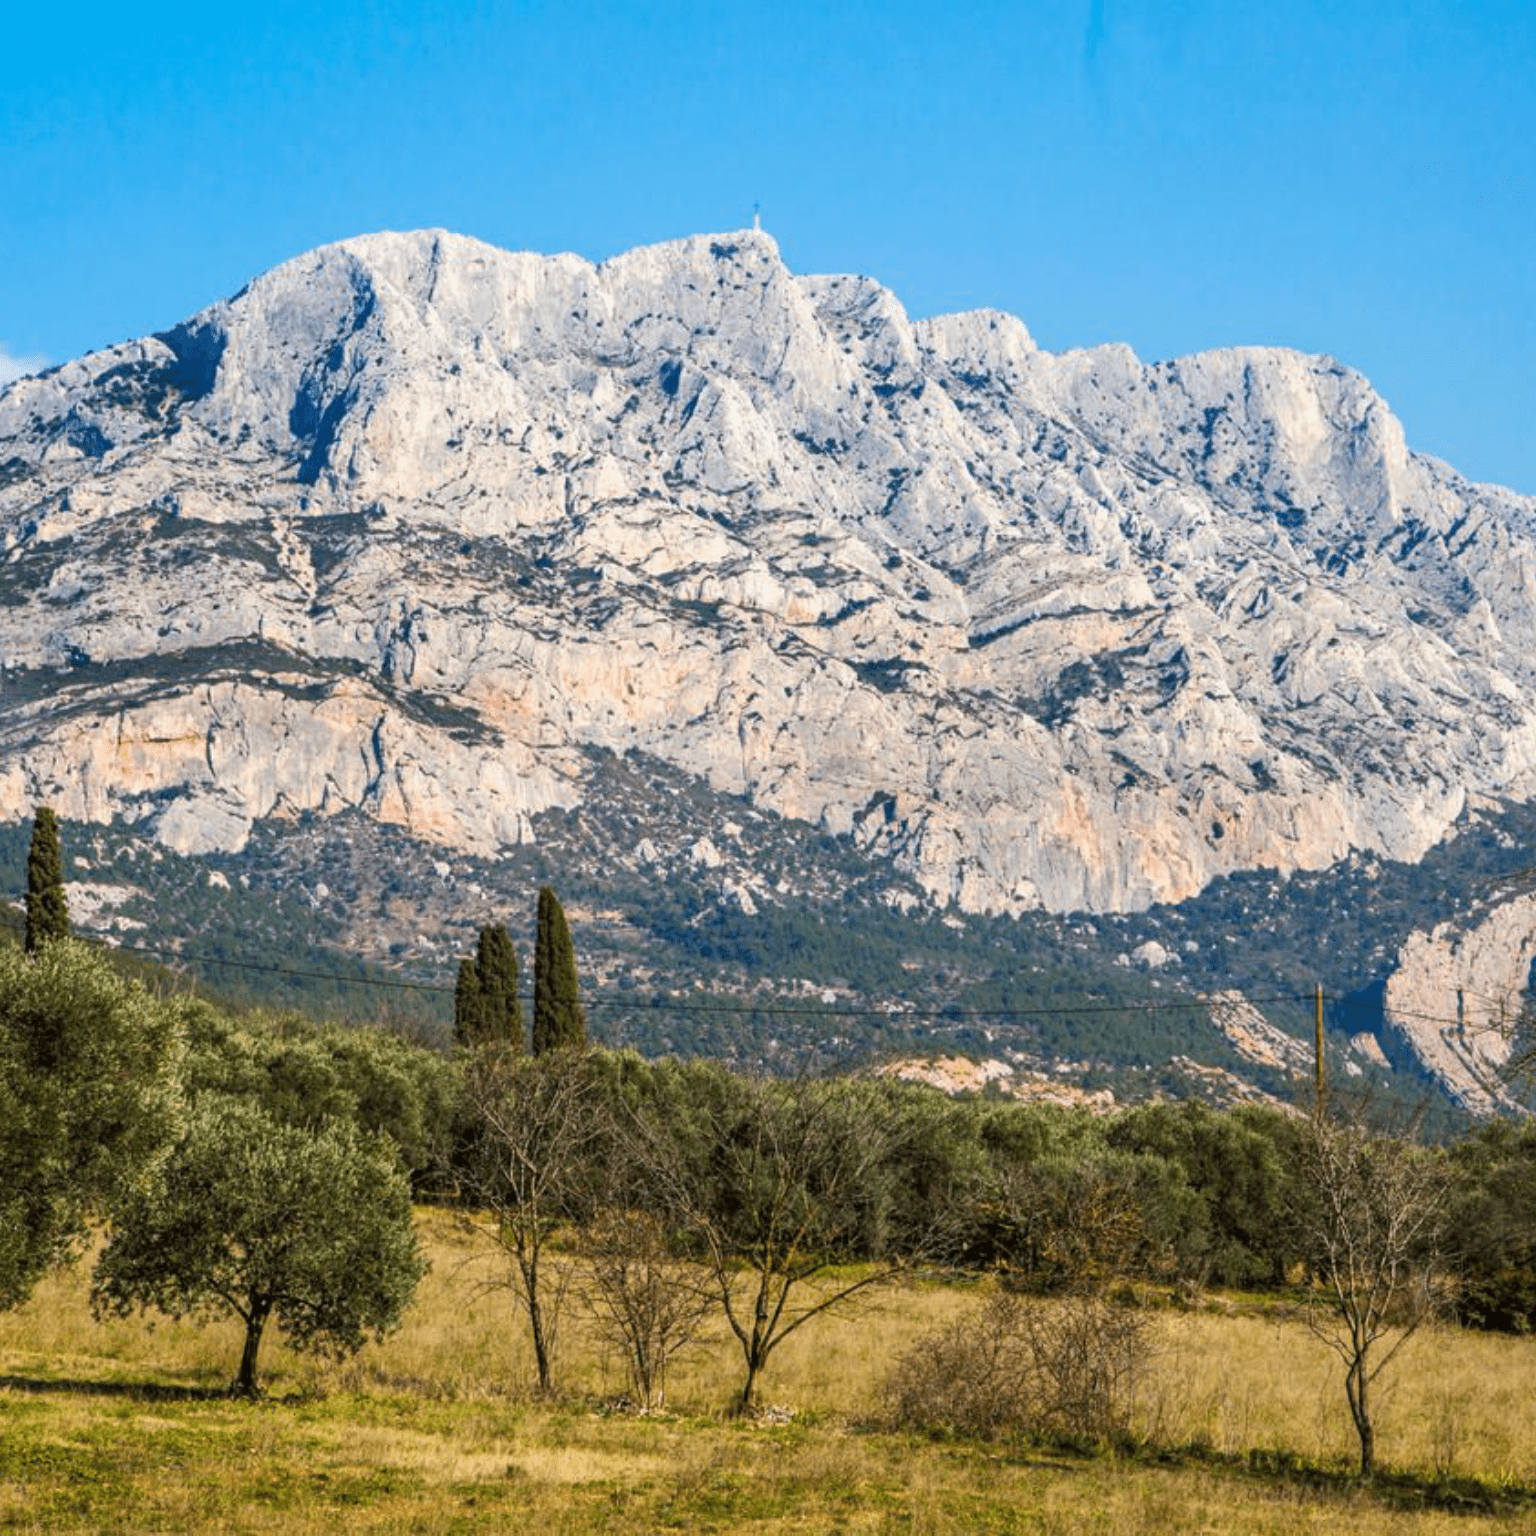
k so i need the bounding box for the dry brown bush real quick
[884,1287,1157,1445]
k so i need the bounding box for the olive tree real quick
[0,940,184,1310]
[94,1095,425,1396]
[181,1005,461,1195]
[1447,1118,1536,1330]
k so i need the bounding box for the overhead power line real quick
[4,907,1508,1036]
[0,908,1334,1026]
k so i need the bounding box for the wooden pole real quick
[1314,982,1326,1118]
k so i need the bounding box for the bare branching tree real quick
[633,1069,914,1413]
[1013,1290,1155,1442]
[458,1048,605,1393]
[1295,1101,1452,1477]
[577,1204,715,1409]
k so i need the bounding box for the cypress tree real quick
[24,806,68,955]
[476,923,524,1052]
[453,958,484,1048]
[452,925,523,1051]
[533,886,585,1053]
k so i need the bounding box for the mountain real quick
[2,227,1535,1111]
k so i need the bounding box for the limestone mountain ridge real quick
[3,225,1536,929]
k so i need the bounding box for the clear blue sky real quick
[4,0,1532,491]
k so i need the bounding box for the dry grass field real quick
[2,1210,1535,1533]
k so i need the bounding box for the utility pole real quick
[1314,982,1326,1118]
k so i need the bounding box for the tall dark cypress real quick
[24,806,68,955]
[453,957,484,1048]
[533,886,585,1053]
[453,924,523,1050]
[476,923,524,1052]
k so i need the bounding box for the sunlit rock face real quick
[1381,893,1536,1115]
[3,227,1536,914]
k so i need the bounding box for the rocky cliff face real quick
[3,227,1536,915]
[1381,893,1536,1114]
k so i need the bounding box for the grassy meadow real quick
[3,1210,1535,1533]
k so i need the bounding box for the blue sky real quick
[3,0,1532,491]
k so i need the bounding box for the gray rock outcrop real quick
[1381,893,1536,1113]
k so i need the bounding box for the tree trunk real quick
[737,1353,761,1415]
[733,1281,775,1414]
[529,1293,553,1393]
[1347,1358,1374,1477]
[235,1300,270,1398]
[633,1339,657,1410]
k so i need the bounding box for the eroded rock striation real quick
[3,227,1536,914]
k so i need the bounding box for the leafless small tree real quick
[1014,1290,1155,1441]
[458,1047,605,1393]
[1295,1100,1453,1477]
[632,1069,916,1414]
[578,1204,715,1410]
[884,1288,1037,1438]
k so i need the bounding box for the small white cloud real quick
[0,343,50,387]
